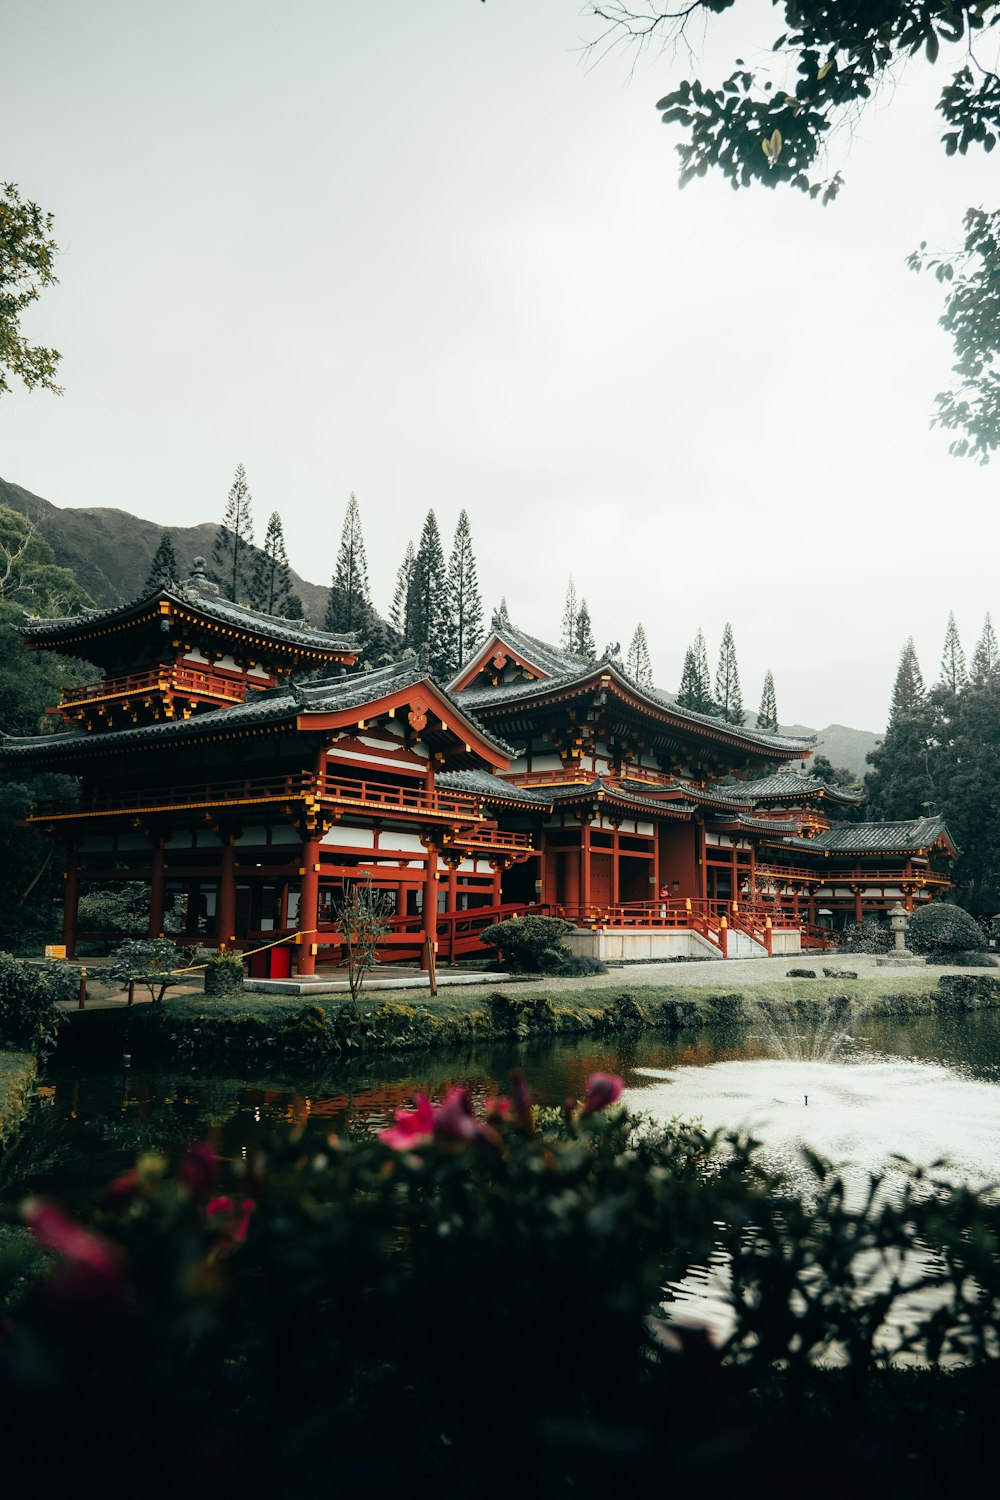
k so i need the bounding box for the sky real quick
[1,0,998,732]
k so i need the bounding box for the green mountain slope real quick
[0,475,332,622]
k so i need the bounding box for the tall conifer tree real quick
[445,508,483,672]
[561,578,579,653]
[626,623,653,688]
[145,530,178,591]
[325,493,371,634]
[888,637,926,727]
[390,541,415,640]
[970,613,1000,684]
[693,629,713,711]
[407,510,449,677]
[676,647,702,711]
[714,622,744,726]
[574,599,597,662]
[252,512,294,615]
[938,612,968,694]
[212,463,255,602]
[865,637,938,820]
[757,669,778,732]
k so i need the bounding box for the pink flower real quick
[206,1195,234,1218]
[435,1087,491,1143]
[511,1071,534,1133]
[484,1095,513,1120]
[581,1073,624,1115]
[232,1199,255,1244]
[23,1199,122,1280]
[180,1142,217,1195]
[378,1093,436,1150]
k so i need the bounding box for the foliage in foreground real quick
[0,953,76,1053]
[2,1080,1000,1495]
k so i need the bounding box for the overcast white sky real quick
[1,1,997,731]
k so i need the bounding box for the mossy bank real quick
[54,972,1000,1065]
[0,1052,38,1148]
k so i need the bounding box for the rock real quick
[786,968,816,979]
[822,967,857,980]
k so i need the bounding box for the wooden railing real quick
[60,664,249,708]
[753,862,951,888]
[30,770,483,823]
[443,826,536,854]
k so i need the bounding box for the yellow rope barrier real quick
[167,928,320,976]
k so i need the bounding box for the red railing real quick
[442,826,536,854]
[60,664,249,708]
[752,862,950,888]
[30,770,483,823]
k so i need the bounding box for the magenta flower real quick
[581,1073,624,1115]
[378,1093,436,1150]
[511,1071,534,1133]
[484,1095,513,1121]
[23,1199,122,1279]
[206,1195,234,1218]
[435,1087,494,1143]
[179,1141,217,1195]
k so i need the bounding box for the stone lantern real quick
[878,902,922,966]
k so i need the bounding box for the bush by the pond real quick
[0,954,77,1054]
[202,950,245,996]
[907,902,985,955]
[3,1081,1000,1495]
[480,913,576,971]
[106,938,188,1004]
[924,948,998,967]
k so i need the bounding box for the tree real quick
[389,541,416,641]
[626,623,653,688]
[574,598,597,662]
[970,612,999,684]
[446,508,483,672]
[714,622,744,726]
[0,182,61,396]
[0,506,92,616]
[889,637,926,726]
[212,464,255,603]
[677,630,715,715]
[325,493,371,635]
[144,531,179,592]
[561,577,579,653]
[106,938,183,1006]
[407,510,450,677]
[335,875,395,1007]
[589,3,1000,460]
[252,512,294,615]
[757,668,778,732]
[938,611,968,694]
[865,638,939,820]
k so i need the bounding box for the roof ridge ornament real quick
[185,556,220,597]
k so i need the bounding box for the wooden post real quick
[611,822,620,907]
[580,819,592,910]
[719,915,729,960]
[217,839,237,950]
[62,845,79,960]
[296,836,321,976]
[77,968,87,1009]
[127,979,135,1007]
[425,935,438,995]
[148,843,166,938]
[854,889,863,926]
[421,841,438,972]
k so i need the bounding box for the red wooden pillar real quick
[580,819,592,909]
[446,861,458,913]
[905,887,914,913]
[538,826,549,907]
[697,822,707,900]
[854,889,863,926]
[490,859,502,906]
[651,822,660,907]
[148,843,166,938]
[611,823,620,906]
[421,841,439,971]
[62,844,79,958]
[296,836,321,975]
[217,840,237,949]
[808,889,817,925]
[730,842,739,906]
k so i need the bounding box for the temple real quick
[0,572,958,969]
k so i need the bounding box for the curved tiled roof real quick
[547,778,694,819]
[435,769,553,809]
[776,818,957,856]
[0,656,514,764]
[21,581,359,654]
[718,771,861,806]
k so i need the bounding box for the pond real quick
[11,1004,1000,1211]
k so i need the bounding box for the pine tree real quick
[492,596,511,630]
[252,512,294,615]
[676,647,702,711]
[693,629,713,712]
[574,599,597,662]
[407,510,449,677]
[888,637,926,727]
[144,530,178,591]
[561,578,579,654]
[938,611,968,694]
[390,541,416,640]
[445,508,483,672]
[970,613,1000,684]
[626,623,653,689]
[757,669,778,732]
[714,622,744,725]
[325,493,371,635]
[212,464,256,603]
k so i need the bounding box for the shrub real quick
[553,953,608,977]
[203,951,244,997]
[0,953,76,1053]
[923,949,998,968]
[840,916,891,953]
[479,914,575,972]
[907,902,985,955]
[106,938,185,1004]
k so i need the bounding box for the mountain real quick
[0,475,332,623]
[779,721,881,781]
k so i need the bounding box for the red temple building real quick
[0,577,957,971]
